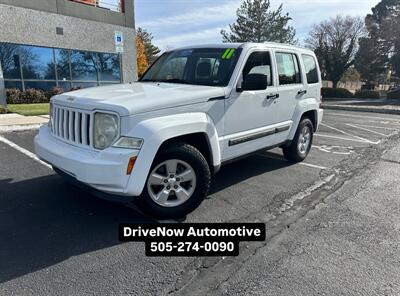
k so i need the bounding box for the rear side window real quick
[302,54,319,84]
[275,52,301,85]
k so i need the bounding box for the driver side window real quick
[242,51,273,86]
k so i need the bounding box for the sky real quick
[135,0,381,50]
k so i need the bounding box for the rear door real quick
[273,51,306,142]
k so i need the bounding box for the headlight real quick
[112,137,143,149]
[94,112,119,150]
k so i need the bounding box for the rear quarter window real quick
[302,54,319,84]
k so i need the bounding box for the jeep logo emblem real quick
[67,97,75,101]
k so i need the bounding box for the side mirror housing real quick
[241,74,268,91]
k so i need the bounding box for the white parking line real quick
[320,123,376,144]
[260,153,327,170]
[315,133,381,145]
[345,123,390,137]
[0,135,52,169]
[325,112,400,122]
[349,124,399,131]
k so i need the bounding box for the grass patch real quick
[7,103,49,116]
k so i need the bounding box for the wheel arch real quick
[288,99,320,140]
[123,112,221,196]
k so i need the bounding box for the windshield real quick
[140,47,242,87]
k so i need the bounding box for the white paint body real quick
[34,42,323,198]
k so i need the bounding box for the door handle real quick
[266,94,279,100]
[298,90,307,95]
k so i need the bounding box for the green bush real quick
[322,87,354,98]
[45,86,64,100]
[0,105,7,114]
[6,88,50,104]
[387,89,400,99]
[20,89,48,104]
[354,90,380,99]
[6,88,22,104]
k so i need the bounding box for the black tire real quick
[283,118,314,163]
[136,142,211,219]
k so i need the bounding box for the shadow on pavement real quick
[210,153,291,195]
[0,174,154,283]
[0,153,290,283]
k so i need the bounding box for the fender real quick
[288,98,320,140]
[124,112,221,196]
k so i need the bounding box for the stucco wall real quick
[0,3,137,82]
[0,0,135,28]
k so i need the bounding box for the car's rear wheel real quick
[136,142,211,219]
[283,118,314,163]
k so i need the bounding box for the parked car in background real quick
[35,42,323,219]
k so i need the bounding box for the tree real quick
[136,36,149,77]
[136,27,160,64]
[356,0,400,83]
[305,15,365,88]
[355,37,388,84]
[220,0,297,44]
[340,67,361,82]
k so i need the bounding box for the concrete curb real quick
[0,124,42,132]
[322,104,400,115]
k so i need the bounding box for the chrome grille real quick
[51,105,93,147]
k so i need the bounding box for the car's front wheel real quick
[136,142,211,219]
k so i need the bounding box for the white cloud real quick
[139,1,240,29]
[138,0,381,49]
[154,26,229,50]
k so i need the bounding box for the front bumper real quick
[34,125,139,197]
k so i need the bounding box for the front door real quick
[222,50,279,161]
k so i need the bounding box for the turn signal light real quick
[126,156,137,175]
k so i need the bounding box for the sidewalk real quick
[322,98,400,115]
[0,113,48,132]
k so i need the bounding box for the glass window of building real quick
[20,46,56,80]
[98,53,121,82]
[55,49,71,82]
[0,42,122,92]
[71,51,98,81]
[24,81,57,91]
[0,43,21,79]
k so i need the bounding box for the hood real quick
[52,82,226,116]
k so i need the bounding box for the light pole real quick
[0,62,6,107]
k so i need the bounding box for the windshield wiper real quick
[141,78,194,85]
[158,79,191,84]
[140,79,157,82]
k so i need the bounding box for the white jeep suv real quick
[35,42,323,219]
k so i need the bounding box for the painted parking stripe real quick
[315,133,381,145]
[0,135,52,169]
[320,123,378,144]
[349,124,400,131]
[345,123,391,137]
[259,153,327,170]
[325,112,400,122]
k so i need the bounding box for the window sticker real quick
[222,49,235,60]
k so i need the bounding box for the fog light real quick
[127,156,137,175]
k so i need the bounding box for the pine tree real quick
[221,0,297,44]
[136,27,161,64]
[356,0,400,83]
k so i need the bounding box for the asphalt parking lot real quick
[1,109,400,295]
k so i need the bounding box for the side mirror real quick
[241,74,268,91]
